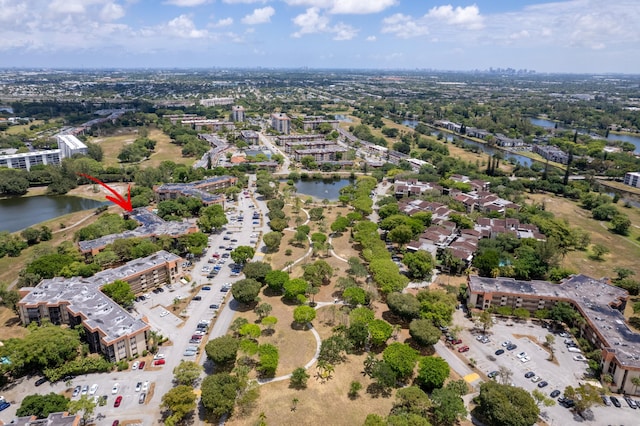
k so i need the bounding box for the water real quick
[0,195,107,233]
[430,132,533,167]
[287,178,352,201]
[402,119,419,129]
[529,118,558,129]
[606,133,640,153]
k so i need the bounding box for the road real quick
[257,132,290,174]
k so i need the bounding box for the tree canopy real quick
[476,381,539,426]
[17,393,70,418]
[101,280,135,308]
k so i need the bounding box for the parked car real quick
[457,345,470,353]
[35,377,47,386]
[112,421,119,426]
[517,352,528,359]
[0,402,11,412]
[139,393,146,404]
[451,339,462,345]
[506,344,517,351]
[132,361,139,370]
[524,372,536,379]
[114,396,122,408]
[501,340,511,347]
[135,382,142,392]
[210,304,219,309]
[202,286,211,291]
[494,349,505,356]
[538,381,549,388]
[193,296,202,301]
[624,397,637,409]
[487,371,499,379]
[142,381,149,392]
[550,390,561,398]
[530,376,541,383]
[81,385,89,395]
[610,396,622,408]
[72,386,81,397]
[153,359,166,366]
[112,383,119,394]
[154,353,165,360]
[520,356,531,363]
[138,361,145,370]
[89,384,99,395]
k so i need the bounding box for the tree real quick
[531,389,555,408]
[416,356,450,391]
[610,214,631,235]
[409,319,441,347]
[289,367,310,389]
[303,260,333,287]
[393,385,431,417]
[549,302,577,325]
[402,250,434,280]
[309,207,324,221]
[388,225,414,247]
[430,386,467,425]
[368,319,393,346]
[21,227,42,245]
[590,244,609,261]
[350,306,375,325]
[161,385,197,426]
[264,270,289,292]
[197,204,228,233]
[172,360,203,386]
[563,383,603,418]
[544,334,556,361]
[283,278,308,300]
[478,310,494,335]
[293,305,316,328]
[476,381,539,426]
[342,286,367,307]
[513,308,530,320]
[17,393,70,418]
[263,231,283,253]
[101,280,135,308]
[348,381,362,399]
[257,344,279,377]
[67,395,96,425]
[497,366,513,386]
[386,292,421,322]
[383,343,419,380]
[230,245,255,265]
[239,323,261,340]
[472,249,501,277]
[200,372,241,418]
[254,303,272,320]
[205,335,239,368]
[231,279,262,305]
[331,216,350,233]
[261,316,278,333]
[269,218,288,232]
[242,262,272,283]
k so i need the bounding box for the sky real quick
[1,0,639,73]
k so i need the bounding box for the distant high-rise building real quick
[232,105,245,122]
[200,97,234,107]
[271,113,291,135]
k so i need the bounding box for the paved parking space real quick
[451,310,639,425]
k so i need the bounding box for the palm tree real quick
[631,377,640,395]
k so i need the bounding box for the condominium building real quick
[0,150,61,170]
[467,274,640,395]
[11,412,80,426]
[624,172,640,188]
[271,113,291,135]
[232,105,245,122]
[276,134,325,146]
[56,134,88,158]
[292,146,347,162]
[283,139,336,154]
[180,119,235,132]
[17,250,183,362]
[200,97,234,106]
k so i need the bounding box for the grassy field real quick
[525,193,640,278]
[90,127,194,168]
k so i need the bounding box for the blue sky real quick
[1,0,638,73]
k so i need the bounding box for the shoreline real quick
[0,183,119,202]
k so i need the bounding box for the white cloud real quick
[241,6,275,25]
[223,0,268,3]
[100,3,125,21]
[211,17,234,27]
[381,13,428,39]
[366,35,376,42]
[164,14,208,38]
[286,0,397,15]
[164,0,211,6]
[426,5,484,30]
[48,0,87,14]
[292,7,357,40]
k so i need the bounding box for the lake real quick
[402,119,419,129]
[288,178,352,201]
[529,117,559,129]
[431,132,533,167]
[0,195,106,233]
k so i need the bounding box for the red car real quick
[153,359,165,366]
[114,396,123,408]
[451,339,462,345]
[112,421,119,426]
[458,345,470,353]
[138,361,145,370]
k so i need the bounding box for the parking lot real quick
[451,310,640,425]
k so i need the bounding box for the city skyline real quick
[1,0,639,73]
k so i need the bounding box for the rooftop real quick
[469,274,640,367]
[20,251,180,344]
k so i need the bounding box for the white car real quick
[160,311,169,318]
[142,381,149,392]
[112,383,119,394]
[502,341,511,347]
[517,351,528,359]
[530,376,541,383]
[89,384,99,395]
[573,354,587,361]
[132,361,139,370]
[520,356,531,363]
[135,382,142,392]
[153,353,165,360]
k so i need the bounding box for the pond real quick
[529,117,559,129]
[606,133,640,154]
[334,114,352,122]
[286,178,352,201]
[402,119,419,129]
[431,132,534,167]
[0,195,107,233]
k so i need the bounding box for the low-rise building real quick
[301,117,339,131]
[394,179,443,198]
[532,145,569,164]
[240,130,259,144]
[283,139,335,154]
[180,119,235,132]
[292,146,347,162]
[467,274,640,395]
[276,134,325,146]
[17,250,183,362]
[10,411,80,426]
[200,97,234,106]
[0,149,61,170]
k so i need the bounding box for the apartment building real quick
[232,105,245,122]
[394,179,443,198]
[17,250,182,362]
[292,146,347,162]
[301,117,339,131]
[624,172,640,188]
[467,274,640,395]
[180,119,235,132]
[283,139,335,154]
[240,130,259,144]
[56,134,88,158]
[78,208,198,256]
[200,97,234,106]
[277,134,325,147]
[532,145,570,164]
[11,412,80,426]
[0,150,61,170]
[271,113,291,135]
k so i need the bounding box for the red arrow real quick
[77,173,133,212]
